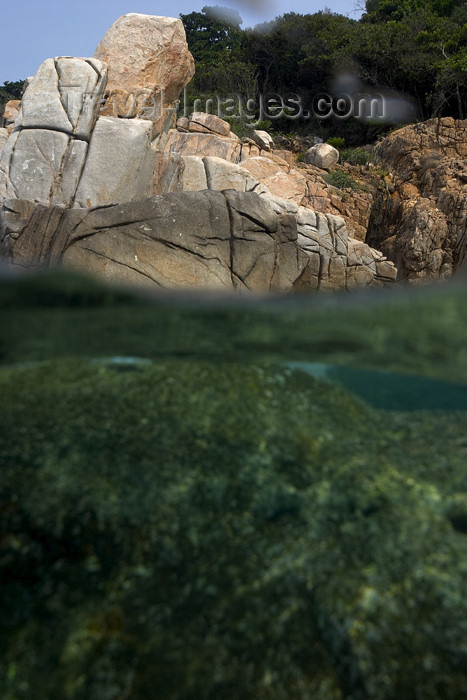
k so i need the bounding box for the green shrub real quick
[326,136,345,150]
[340,147,374,166]
[323,169,361,191]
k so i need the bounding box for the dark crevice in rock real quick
[223,193,237,288]
[15,125,90,143]
[53,59,74,133]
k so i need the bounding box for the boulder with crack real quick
[1,191,397,292]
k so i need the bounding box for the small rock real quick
[250,130,274,152]
[304,143,339,171]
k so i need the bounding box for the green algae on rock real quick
[1,358,467,699]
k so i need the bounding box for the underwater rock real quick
[1,358,467,699]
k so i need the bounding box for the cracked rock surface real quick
[1,191,396,292]
[0,57,159,209]
[367,118,467,282]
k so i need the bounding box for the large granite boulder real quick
[0,191,312,292]
[16,57,107,137]
[0,191,396,292]
[94,13,195,135]
[74,117,156,208]
[250,129,274,151]
[367,117,467,282]
[0,58,108,207]
[0,56,158,209]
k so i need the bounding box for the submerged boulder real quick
[0,355,467,699]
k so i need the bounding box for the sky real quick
[0,0,363,84]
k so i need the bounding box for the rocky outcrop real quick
[0,14,398,294]
[94,13,195,135]
[0,13,196,210]
[0,191,395,291]
[367,118,467,282]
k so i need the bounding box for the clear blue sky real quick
[0,1,362,84]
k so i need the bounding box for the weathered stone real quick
[0,129,86,206]
[153,152,184,195]
[224,190,310,292]
[265,195,299,215]
[376,259,398,281]
[181,156,207,191]
[176,117,189,132]
[164,130,241,162]
[368,118,467,282]
[240,156,284,181]
[94,14,195,134]
[0,128,8,158]
[2,191,320,293]
[260,152,290,170]
[250,129,274,151]
[189,113,231,137]
[346,265,377,289]
[259,171,306,204]
[303,143,339,170]
[0,198,66,267]
[74,117,156,208]
[272,149,295,168]
[203,157,258,193]
[18,57,107,139]
[3,100,21,124]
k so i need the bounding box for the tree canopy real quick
[179,3,466,141]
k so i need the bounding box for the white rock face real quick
[18,58,107,139]
[303,143,339,170]
[0,128,8,159]
[0,57,107,206]
[94,13,195,134]
[0,129,89,205]
[74,117,156,208]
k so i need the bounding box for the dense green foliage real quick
[0,80,24,102]
[180,2,466,142]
